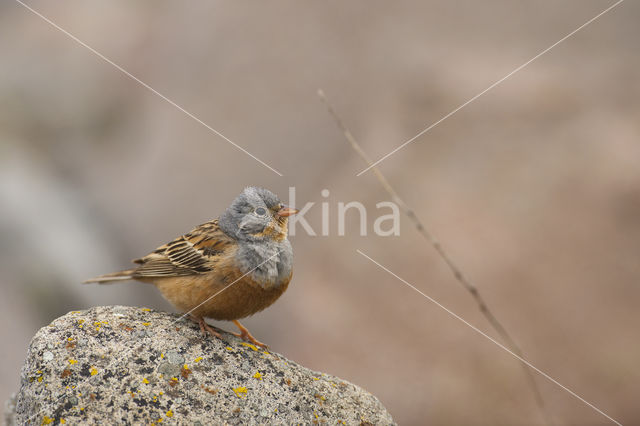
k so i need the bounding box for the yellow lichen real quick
[90,368,98,376]
[142,308,151,312]
[37,377,43,383]
[233,386,248,398]
[225,347,233,351]
[41,416,53,425]
[143,378,150,384]
[166,410,174,418]
[60,419,66,424]
[194,357,203,363]
[142,322,151,327]
[240,342,259,351]
[160,353,165,359]
[68,360,77,365]
[253,372,263,380]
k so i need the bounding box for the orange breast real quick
[152,268,292,321]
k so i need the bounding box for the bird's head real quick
[219,187,298,242]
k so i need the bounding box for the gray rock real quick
[6,306,395,425]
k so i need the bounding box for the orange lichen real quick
[118,323,134,332]
[181,366,192,379]
[201,385,218,395]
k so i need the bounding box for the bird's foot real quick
[232,320,268,349]
[189,315,222,339]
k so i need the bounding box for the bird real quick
[84,187,298,349]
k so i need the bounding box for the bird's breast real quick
[236,240,293,289]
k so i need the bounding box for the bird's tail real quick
[83,269,136,284]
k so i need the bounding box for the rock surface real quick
[6,306,394,425]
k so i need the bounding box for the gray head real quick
[219,187,298,242]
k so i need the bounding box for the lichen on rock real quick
[6,306,395,425]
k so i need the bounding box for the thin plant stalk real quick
[318,89,553,426]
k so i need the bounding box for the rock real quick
[6,306,395,425]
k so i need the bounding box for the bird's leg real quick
[189,314,222,339]
[232,320,268,349]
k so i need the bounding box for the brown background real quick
[1,1,638,424]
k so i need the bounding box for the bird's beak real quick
[277,205,298,217]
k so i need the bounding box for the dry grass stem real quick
[318,89,553,426]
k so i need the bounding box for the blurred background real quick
[1,0,639,424]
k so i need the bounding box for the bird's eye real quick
[255,207,267,216]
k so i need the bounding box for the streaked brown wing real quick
[132,220,234,278]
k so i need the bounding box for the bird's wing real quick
[132,220,234,278]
